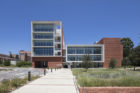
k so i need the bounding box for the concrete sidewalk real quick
[12,69,78,93]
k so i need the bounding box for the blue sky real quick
[0,0,140,54]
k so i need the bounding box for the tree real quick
[109,58,117,69]
[129,46,140,71]
[134,45,140,66]
[24,53,28,61]
[122,57,130,68]
[121,38,134,57]
[9,51,13,58]
[4,61,11,66]
[82,54,92,71]
[15,54,19,60]
[0,60,2,64]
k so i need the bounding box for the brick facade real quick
[79,87,140,93]
[98,38,123,68]
[32,57,63,68]
[19,50,31,61]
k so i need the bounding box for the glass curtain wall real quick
[67,47,102,62]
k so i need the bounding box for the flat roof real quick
[66,44,104,47]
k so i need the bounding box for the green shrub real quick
[0,84,9,93]
[109,58,117,69]
[16,61,32,67]
[2,79,10,86]
[0,60,3,64]
[4,61,11,66]
[0,64,4,67]
[10,78,22,88]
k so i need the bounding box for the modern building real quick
[31,21,64,68]
[66,44,104,68]
[19,50,31,61]
[31,21,123,68]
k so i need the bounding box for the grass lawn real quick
[72,68,140,87]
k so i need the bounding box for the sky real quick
[0,0,140,54]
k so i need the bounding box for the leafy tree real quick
[129,46,140,71]
[129,50,137,71]
[4,61,11,66]
[15,54,19,60]
[0,60,2,64]
[122,57,130,68]
[9,51,13,58]
[134,45,140,66]
[121,38,134,57]
[82,54,92,71]
[109,58,117,69]
[24,53,28,61]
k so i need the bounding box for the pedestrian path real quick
[12,69,78,93]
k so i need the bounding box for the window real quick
[91,55,102,61]
[94,47,101,54]
[33,33,53,39]
[34,40,53,46]
[67,47,102,54]
[33,24,54,32]
[34,48,53,56]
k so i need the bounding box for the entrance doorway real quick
[35,61,48,68]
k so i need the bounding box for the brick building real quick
[0,54,14,62]
[19,50,31,61]
[31,21,123,68]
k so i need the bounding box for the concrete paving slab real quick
[12,69,78,93]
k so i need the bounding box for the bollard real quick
[51,68,52,72]
[44,69,46,75]
[55,68,56,71]
[28,71,31,81]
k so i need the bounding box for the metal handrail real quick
[73,76,80,93]
[82,86,87,93]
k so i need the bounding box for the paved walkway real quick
[12,69,78,93]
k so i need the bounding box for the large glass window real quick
[91,55,102,61]
[94,47,101,54]
[33,40,53,46]
[33,48,53,56]
[67,47,101,54]
[33,33,53,39]
[68,55,82,61]
[68,55,102,61]
[33,24,54,32]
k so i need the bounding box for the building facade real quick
[31,21,64,68]
[19,50,31,61]
[97,38,123,68]
[31,21,123,68]
[65,45,104,67]
[0,54,13,62]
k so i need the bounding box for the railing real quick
[73,76,80,93]
[82,86,87,93]
[74,72,87,93]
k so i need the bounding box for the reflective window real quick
[33,33,53,39]
[67,47,101,54]
[33,24,54,32]
[91,55,102,61]
[68,55,101,61]
[33,48,53,56]
[34,40,53,46]
[68,55,82,61]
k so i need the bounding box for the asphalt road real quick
[0,67,45,82]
